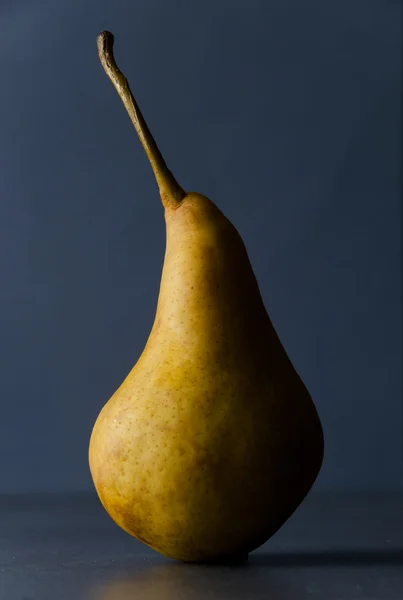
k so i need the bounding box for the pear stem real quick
[97,31,186,209]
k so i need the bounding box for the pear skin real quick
[89,31,324,563]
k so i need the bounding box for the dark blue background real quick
[0,0,401,492]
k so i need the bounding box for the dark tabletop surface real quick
[0,491,402,600]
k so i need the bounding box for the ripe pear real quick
[89,31,324,564]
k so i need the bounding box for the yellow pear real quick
[89,31,324,563]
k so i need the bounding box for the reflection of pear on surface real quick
[90,560,292,600]
[89,30,324,564]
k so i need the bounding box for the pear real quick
[89,31,324,564]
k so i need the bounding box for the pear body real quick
[89,193,324,562]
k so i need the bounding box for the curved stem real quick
[97,31,186,209]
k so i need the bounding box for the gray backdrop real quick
[0,0,401,493]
